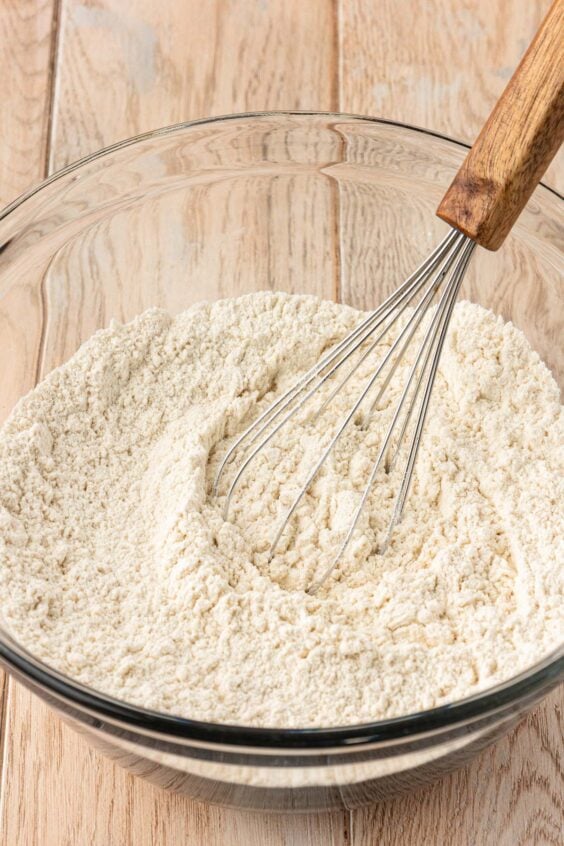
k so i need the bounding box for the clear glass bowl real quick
[0,113,562,812]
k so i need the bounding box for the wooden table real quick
[1,2,562,844]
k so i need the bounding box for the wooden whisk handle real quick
[437,0,564,251]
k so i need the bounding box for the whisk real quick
[215,1,564,593]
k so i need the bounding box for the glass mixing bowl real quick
[0,113,562,812]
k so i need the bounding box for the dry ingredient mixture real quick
[0,292,562,727]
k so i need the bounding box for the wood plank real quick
[50,0,337,170]
[1,693,349,846]
[0,0,57,816]
[1,2,343,845]
[339,0,563,193]
[351,689,564,846]
[38,164,342,371]
[340,2,564,844]
[0,0,57,422]
[0,0,56,207]
[332,132,563,846]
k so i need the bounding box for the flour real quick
[0,293,562,727]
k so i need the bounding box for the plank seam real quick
[335,0,342,112]
[0,681,11,828]
[336,1,351,835]
[44,0,63,178]
[34,0,63,390]
[333,0,344,308]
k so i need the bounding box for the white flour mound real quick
[0,293,562,727]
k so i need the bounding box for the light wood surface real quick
[339,0,563,194]
[437,0,564,249]
[1,2,562,845]
[0,0,56,815]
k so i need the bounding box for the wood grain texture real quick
[2,691,349,846]
[437,0,564,249]
[0,1,563,845]
[50,0,337,170]
[0,0,57,814]
[340,0,564,194]
[1,2,344,845]
[0,0,56,207]
[352,688,564,846]
[0,0,57,422]
[340,2,564,844]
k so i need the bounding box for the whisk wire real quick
[362,237,466,426]
[381,238,476,553]
[267,233,468,560]
[386,238,475,476]
[307,237,475,593]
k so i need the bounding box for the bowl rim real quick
[1,110,561,223]
[1,633,563,749]
[0,110,562,750]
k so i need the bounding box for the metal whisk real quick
[214,0,564,592]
